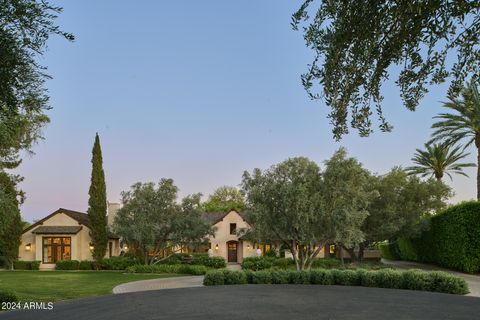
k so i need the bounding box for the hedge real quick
[155,253,226,268]
[126,264,208,275]
[13,260,40,270]
[203,269,468,295]
[381,202,480,273]
[241,257,294,271]
[0,290,18,304]
[97,256,141,270]
[55,260,80,270]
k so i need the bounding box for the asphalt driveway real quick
[1,285,479,320]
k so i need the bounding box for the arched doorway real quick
[226,241,238,263]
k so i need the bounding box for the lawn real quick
[0,271,181,302]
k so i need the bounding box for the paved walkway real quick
[2,285,479,320]
[112,276,204,294]
[383,259,480,297]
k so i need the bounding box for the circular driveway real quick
[1,285,479,320]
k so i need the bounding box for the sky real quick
[15,1,477,222]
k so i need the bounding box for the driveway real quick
[383,259,480,297]
[112,276,204,294]
[1,285,478,320]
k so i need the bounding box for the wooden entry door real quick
[227,241,238,263]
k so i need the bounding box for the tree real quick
[113,179,213,265]
[202,186,245,212]
[321,148,375,261]
[87,133,108,262]
[359,168,451,260]
[0,171,23,269]
[406,143,475,181]
[0,0,73,169]
[242,157,329,270]
[431,82,480,199]
[292,1,480,139]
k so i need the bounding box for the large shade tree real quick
[406,143,475,181]
[0,0,73,169]
[113,179,213,265]
[202,186,245,212]
[431,82,480,199]
[359,168,451,261]
[292,1,480,139]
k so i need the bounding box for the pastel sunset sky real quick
[15,1,476,222]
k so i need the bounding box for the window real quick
[42,237,71,264]
[230,223,237,235]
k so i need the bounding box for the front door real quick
[227,241,237,263]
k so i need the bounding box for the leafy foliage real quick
[292,1,480,139]
[113,179,213,264]
[406,143,475,180]
[13,260,40,270]
[202,186,245,212]
[0,0,73,168]
[203,269,468,294]
[87,134,108,262]
[387,201,480,273]
[126,264,208,275]
[430,82,480,198]
[0,290,18,304]
[0,172,23,269]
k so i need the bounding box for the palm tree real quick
[430,82,480,199]
[406,143,475,181]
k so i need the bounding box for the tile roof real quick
[32,226,83,234]
[23,208,119,239]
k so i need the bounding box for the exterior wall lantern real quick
[247,244,250,250]
[25,243,31,251]
[89,244,94,251]
[215,244,219,251]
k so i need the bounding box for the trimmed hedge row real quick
[203,269,468,295]
[126,264,208,275]
[55,257,142,270]
[241,257,295,270]
[157,253,226,269]
[0,290,18,304]
[13,260,40,270]
[381,202,480,273]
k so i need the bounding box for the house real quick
[18,203,121,269]
[203,209,257,263]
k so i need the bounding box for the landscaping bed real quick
[241,257,386,271]
[203,268,469,295]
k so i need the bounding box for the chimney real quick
[107,202,121,226]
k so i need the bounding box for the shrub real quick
[0,290,18,304]
[310,269,334,285]
[126,264,208,275]
[203,270,225,286]
[379,243,398,260]
[272,258,294,269]
[270,270,291,284]
[203,268,468,295]
[250,270,273,284]
[241,257,273,271]
[223,270,248,285]
[394,201,480,273]
[13,260,40,270]
[98,256,140,270]
[401,269,432,291]
[311,258,342,269]
[428,271,468,295]
[56,260,80,270]
[331,269,361,286]
[191,256,226,268]
[289,270,311,284]
[79,260,94,270]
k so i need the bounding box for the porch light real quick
[89,244,94,251]
[124,245,128,251]
[25,243,31,251]
[247,244,250,250]
[215,244,219,251]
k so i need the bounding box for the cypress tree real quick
[87,133,108,262]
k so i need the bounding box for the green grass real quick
[0,271,181,302]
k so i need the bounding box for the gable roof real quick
[202,209,250,226]
[32,226,83,234]
[23,208,119,239]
